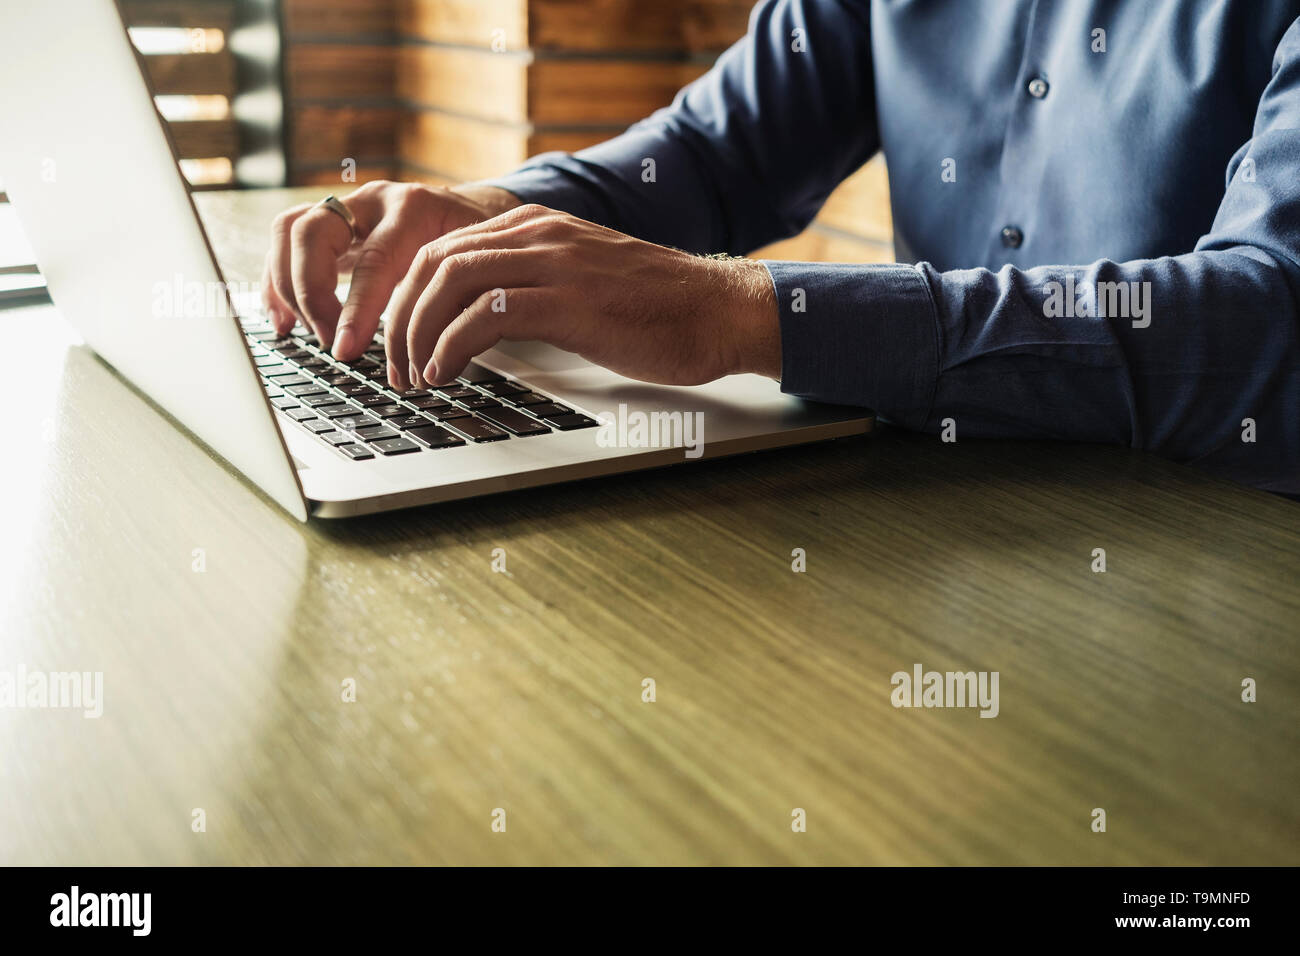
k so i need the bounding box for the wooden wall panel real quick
[396,47,529,125]
[291,105,400,165]
[285,45,396,101]
[169,118,239,158]
[397,0,528,50]
[118,0,234,30]
[143,50,236,98]
[282,0,401,185]
[281,0,894,259]
[282,0,397,38]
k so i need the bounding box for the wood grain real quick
[143,50,236,98]
[396,110,609,182]
[290,105,400,165]
[286,45,398,101]
[2,189,1297,866]
[168,117,238,158]
[118,0,234,31]
[283,0,398,38]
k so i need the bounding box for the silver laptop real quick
[0,0,872,520]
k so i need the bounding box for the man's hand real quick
[385,204,781,390]
[261,180,520,356]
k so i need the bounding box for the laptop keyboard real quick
[241,316,598,461]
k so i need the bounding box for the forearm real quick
[764,251,1300,493]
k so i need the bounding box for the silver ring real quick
[316,194,356,240]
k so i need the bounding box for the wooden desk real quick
[1,188,1297,865]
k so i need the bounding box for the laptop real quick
[0,0,873,520]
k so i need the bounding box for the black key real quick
[406,425,466,448]
[322,373,356,387]
[296,333,321,347]
[298,356,330,370]
[267,337,295,349]
[457,362,504,384]
[300,392,343,408]
[504,391,550,406]
[303,419,335,433]
[340,356,379,370]
[284,382,327,397]
[371,436,422,456]
[356,425,400,442]
[362,367,390,381]
[253,355,282,368]
[278,348,314,362]
[286,406,318,421]
[456,395,501,411]
[397,388,431,399]
[270,396,299,410]
[247,330,278,341]
[371,404,411,419]
[352,392,391,408]
[332,414,381,432]
[521,402,572,419]
[406,395,450,410]
[339,382,378,398]
[338,443,374,460]
[478,406,552,436]
[318,403,364,419]
[321,431,356,446]
[427,405,471,421]
[443,417,510,442]
[265,371,308,384]
[389,414,436,431]
[437,385,479,400]
[544,413,599,430]
[481,381,528,396]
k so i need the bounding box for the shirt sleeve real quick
[771,19,1300,495]
[478,0,879,255]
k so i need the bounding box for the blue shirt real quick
[486,0,1300,494]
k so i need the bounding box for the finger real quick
[333,190,444,361]
[282,187,392,348]
[406,251,549,385]
[289,207,352,345]
[428,288,557,385]
[260,256,292,335]
[385,224,549,388]
[266,203,312,330]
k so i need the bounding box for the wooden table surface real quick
[1,187,1297,865]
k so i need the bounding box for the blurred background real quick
[0,0,894,304]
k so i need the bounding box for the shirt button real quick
[1001,225,1024,248]
[1027,76,1049,99]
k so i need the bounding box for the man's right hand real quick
[261,180,520,363]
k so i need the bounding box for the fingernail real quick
[387,360,404,390]
[423,357,439,385]
[409,362,422,388]
[332,327,353,358]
